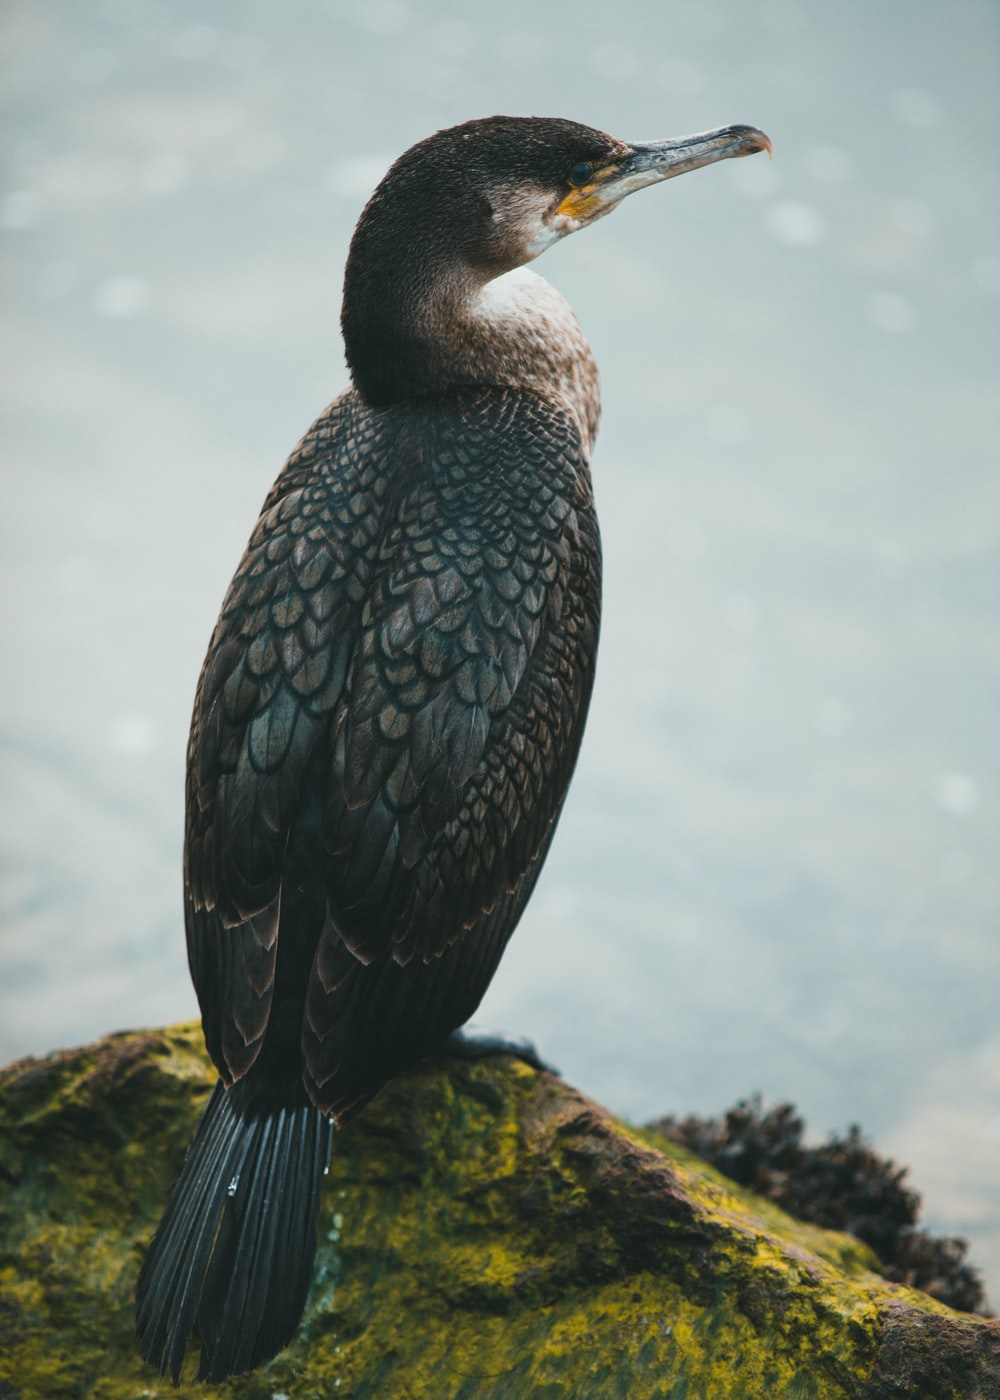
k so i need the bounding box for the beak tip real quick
[742,126,774,160]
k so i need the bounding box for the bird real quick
[135,113,771,1383]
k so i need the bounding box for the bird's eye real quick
[568,162,593,188]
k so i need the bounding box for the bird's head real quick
[353,115,772,281]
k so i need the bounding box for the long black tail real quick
[136,1080,334,1384]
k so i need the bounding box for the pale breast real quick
[471,267,601,455]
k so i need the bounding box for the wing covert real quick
[184,393,393,1081]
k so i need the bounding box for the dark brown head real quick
[342,115,771,404]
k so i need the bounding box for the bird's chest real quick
[468,268,601,453]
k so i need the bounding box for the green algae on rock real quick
[651,1097,987,1314]
[1,1025,998,1399]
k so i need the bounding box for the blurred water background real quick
[2,0,998,1297]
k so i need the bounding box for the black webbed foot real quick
[440,1028,559,1076]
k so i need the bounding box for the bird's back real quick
[184,381,602,1123]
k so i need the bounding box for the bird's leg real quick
[439,1028,559,1075]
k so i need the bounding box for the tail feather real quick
[136,1081,333,1384]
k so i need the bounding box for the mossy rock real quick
[0,1026,997,1399]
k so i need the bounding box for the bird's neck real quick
[342,250,600,453]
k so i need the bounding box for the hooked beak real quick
[557,124,772,224]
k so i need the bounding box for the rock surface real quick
[1,1025,998,1399]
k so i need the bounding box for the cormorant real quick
[136,114,771,1383]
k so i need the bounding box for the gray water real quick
[2,0,998,1298]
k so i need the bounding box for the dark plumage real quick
[136,113,771,1383]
